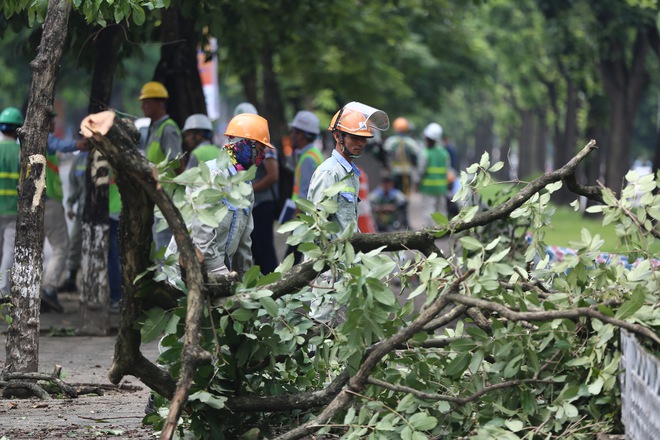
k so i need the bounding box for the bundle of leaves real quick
[142,151,660,440]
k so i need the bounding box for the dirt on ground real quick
[1,300,160,440]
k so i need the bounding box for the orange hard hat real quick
[393,117,409,133]
[330,109,373,137]
[224,113,275,149]
[328,101,390,138]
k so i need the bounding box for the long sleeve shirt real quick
[307,149,361,238]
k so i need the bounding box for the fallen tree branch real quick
[366,376,556,405]
[445,293,660,345]
[0,380,50,399]
[275,271,474,440]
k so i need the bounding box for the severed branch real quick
[366,376,555,405]
[445,293,660,346]
[349,140,599,253]
[275,271,474,440]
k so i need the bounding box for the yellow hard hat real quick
[224,113,275,149]
[139,81,169,100]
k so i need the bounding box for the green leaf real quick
[460,236,483,251]
[408,413,437,430]
[140,308,169,343]
[295,198,316,214]
[259,297,279,317]
[189,390,227,409]
[131,4,145,25]
[504,419,523,432]
[615,289,645,320]
[450,338,477,353]
[466,326,489,341]
[231,308,253,322]
[445,352,471,377]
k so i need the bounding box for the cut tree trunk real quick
[5,0,72,373]
[80,148,110,335]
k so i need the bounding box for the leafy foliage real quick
[139,151,660,439]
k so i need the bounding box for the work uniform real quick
[383,134,420,195]
[64,151,88,277]
[308,149,361,238]
[42,133,79,293]
[166,160,254,278]
[185,142,220,170]
[145,115,182,252]
[418,145,450,227]
[292,144,323,200]
[251,147,279,274]
[0,138,20,297]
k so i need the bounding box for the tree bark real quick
[599,30,651,194]
[78,23,124,335]
[154,7,206,128]
[5,0,72,373]
[79,149,111,335]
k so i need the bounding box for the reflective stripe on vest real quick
[0,140,20,214]
[292,147,323,200]
[420,148,448,195]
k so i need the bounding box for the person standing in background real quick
[181,114,219,170]
[0,107,22,300]
[417,122,450,227]
[285,110,322,264]
[139,81,182,254]
[41,112,87,313]
[58,150,88,294]
[383,117,419,195]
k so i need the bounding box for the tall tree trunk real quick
[472,114,494,167]
[261,45,287,148]
[154,7,206,128]
[517,109,535,179]
[599,32,651,194]
[240,72,259,112]
[5,0,72,373]
[79,23,123,335]
[534,109,547,173]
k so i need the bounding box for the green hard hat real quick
[0,107,24,126]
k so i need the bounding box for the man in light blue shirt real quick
[307,102,389,238]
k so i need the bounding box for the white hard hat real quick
[183,114,213,132]
[290,110,320,135]
[233,102,258,116]
[423,122,443,142]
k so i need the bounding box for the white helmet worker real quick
[423,122,443,143]
[289,110,320,135]
[233,102,258,116]
[182,114,213,132]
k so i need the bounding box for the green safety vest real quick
[292,147,323,200]
[46,152,64,201]
[192,144,220,163]
[0,140,20,215]
[420,147,449,195]
[146,118,181,165]
[109,171,121,215]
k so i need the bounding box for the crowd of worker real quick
[0,81,461,314]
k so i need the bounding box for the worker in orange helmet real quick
[165,113,275,279]
[383,116,420,195]
[307,102,389,239]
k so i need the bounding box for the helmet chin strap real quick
[339,132,362,159]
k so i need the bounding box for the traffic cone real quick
[357,166,377,233]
